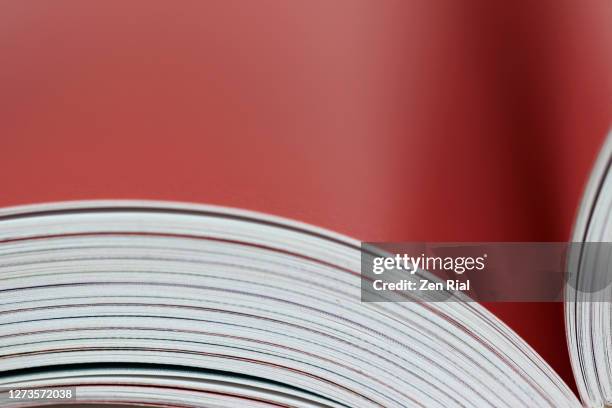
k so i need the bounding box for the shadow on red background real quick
[1,0,610,393]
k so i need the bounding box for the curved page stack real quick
[567,130,612,408]
[0,201,584,407]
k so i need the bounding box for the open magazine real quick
[0,134,611,407]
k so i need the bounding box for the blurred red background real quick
[0,0,610,392]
